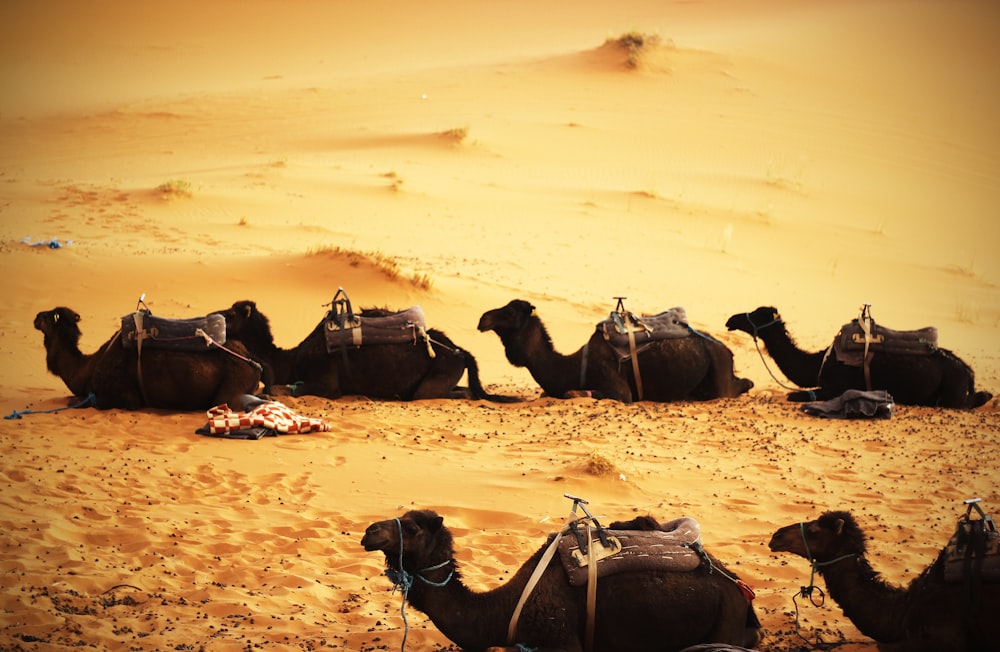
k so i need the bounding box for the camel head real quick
[215,300,277,347]
[725,307,782,336]
[477,299,536,335]
[769,510,867,563]
[34,307,83,341]
[362,509,451,568]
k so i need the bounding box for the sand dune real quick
[1,0,999,649]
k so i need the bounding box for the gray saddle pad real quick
[121,310,226,352]
[598,307,691,360]
[324,305,427,352]
[555,517,703,586]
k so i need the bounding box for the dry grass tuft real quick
[437,126,469,144]
[306,245,432,290]
[582,452,617,477]
[606,31,661,69]
[155,179,193,199]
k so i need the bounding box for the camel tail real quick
[462,350,522,403]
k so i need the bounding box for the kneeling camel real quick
[362,509,762,652]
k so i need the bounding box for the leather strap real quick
[508,522,573,644]
[625,319,644,400]
[132,312,151,406]
[585,523,598,652]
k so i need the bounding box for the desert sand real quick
[1,0,999,649]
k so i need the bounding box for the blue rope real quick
[6,392,97,420]
[383,518,455,652]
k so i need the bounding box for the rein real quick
[743,312,816,397]
[384,517,454,652]
[791,521,857,648]
[5,392,97,420]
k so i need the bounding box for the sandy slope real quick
[1,0,999,650]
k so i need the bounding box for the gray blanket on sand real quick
[802,389,894,419]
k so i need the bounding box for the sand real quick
[1,0,998,649]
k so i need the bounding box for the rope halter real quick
[384,517,454,652]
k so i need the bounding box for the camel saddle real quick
[944,500,1000,583]
[554,517,705,587]
[120,309,226,352]
[598,306,691,358]
[323,290,430,353]
[832,310,938,367]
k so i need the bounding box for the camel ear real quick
[834,519,845,535]
[429,516,444,532]
[53,312,59,324]
[243,302,254,318]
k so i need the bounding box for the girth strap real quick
[625,319,644,401]
[132,312,151,406]
[859,304,874,390]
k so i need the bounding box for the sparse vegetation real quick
[582,451,617,477]
[437,126,469,144]
[306,245,433,290]
[383,171,404,192]
[155,179,193,199]
[607,31,661,68]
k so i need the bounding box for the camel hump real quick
[555,516,705,586]
[121,309,227,351]
[324,305,428,351]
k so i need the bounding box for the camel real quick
[726,306,992,408]
[216,300,519,402]
[34,307,262,410]
[477,299,752,403]
[362,509,763,652]
[769,510,1000,651]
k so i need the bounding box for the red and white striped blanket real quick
[201,399,330,436]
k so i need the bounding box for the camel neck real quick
[753,320,827,388]
[817,554,907,642]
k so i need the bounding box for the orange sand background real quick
[1,0,998,649]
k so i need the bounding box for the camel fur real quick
[769,510,1000,651]
[478,299,752,403]
[217,300,519,402]
[35,307,261,411]
[726,306,991,409]
[362,509,762,652]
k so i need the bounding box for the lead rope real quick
[791,521,857,648]
[384,518,454,652]
[745,312,817,400]
[6,392,97,420]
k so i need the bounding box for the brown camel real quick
[362,509,762,652]
[770,510,1000,651]
[726,306,992,408]
[216,300,519,402]
[477,299,752,402]
[35,307,262,411]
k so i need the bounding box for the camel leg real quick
[705,340,753,398]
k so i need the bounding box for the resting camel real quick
[216,300,518,402]
[362,509,763,652]
[34,307,261,410]
[726,306,991,408]
[477,299,752,402]
[770,510,1000,651]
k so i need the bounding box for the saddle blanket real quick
[554,517,704,586]
[196,395,330,439]
[121,310,227,351]
[833,319,938,366]
[324,305,428,352]
[802,389,894,419]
